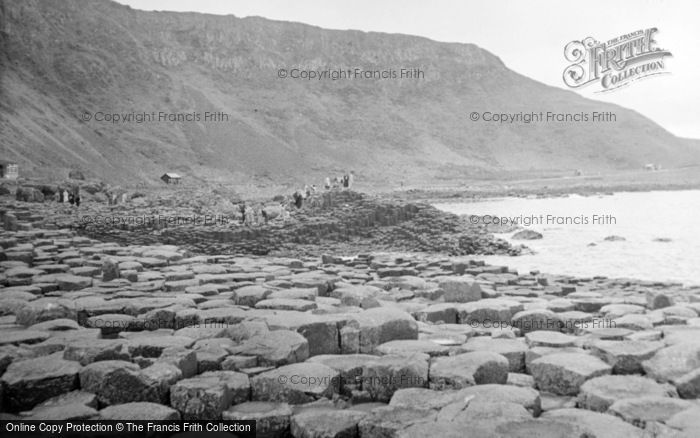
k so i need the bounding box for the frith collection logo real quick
[563,28,672,92]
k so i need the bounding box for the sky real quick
[116,0,699,139]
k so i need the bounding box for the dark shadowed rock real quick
[170,371,250,420]
[223,401,292,438]
[1,354,82,412]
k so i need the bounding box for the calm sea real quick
[435,190,700,286]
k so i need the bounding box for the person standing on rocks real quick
[324,177,331,190]
[348,171,355,189]
[239,203,247,224]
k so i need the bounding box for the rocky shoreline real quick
[0,195,699,437]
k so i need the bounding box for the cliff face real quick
[1,0,698,185]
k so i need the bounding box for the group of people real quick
[55,186,81,207]
[291,171,356,209]
[324,171,354,190]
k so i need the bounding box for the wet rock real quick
[529,353,611,395]
[430,351,509,389]
[170,371,250,420]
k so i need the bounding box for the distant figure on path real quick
[342,174,349,188]
[68,193,75,205]
[324,177,331,190]
[75,194,81,207]
[348,171,354,189]
[239,203,247,224]
[293,191,303,208]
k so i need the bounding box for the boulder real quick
[358,406,437,438]
[456,298,523,324]
[589,340,664,374]
[101,259,120,282]
[642,341,700,382]
[250,362,339,404]
[350,308,418,353]
[511,309,563,334]
[79,360,174,406]
[542,408,644,438]
[170,371,250,420]
[1,354,81,412]
[430,351,509,389]
[228,330,309,366]
[291,408,367,438]
[462,337,528,372]
[577,375,675,412]
[607,396,694,428]
[512,230,543,240]
[361,353,429,402]
[438,276,482,303]
[223,401,292,438]
[529,353,611,396]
